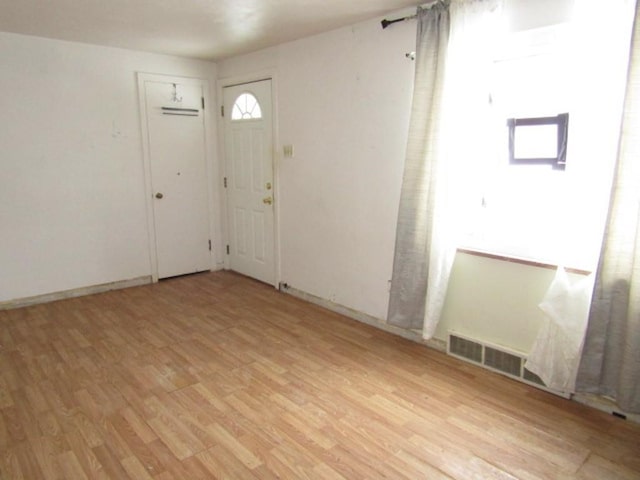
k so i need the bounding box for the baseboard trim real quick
[572,393,640,424]
[279,284,447,353]
[0,276,153,310]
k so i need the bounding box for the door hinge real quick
[208,239,212,251]
[221,105,224,117]
[223,177,227,188]
[201,97,205,110]
[226,245,230,255]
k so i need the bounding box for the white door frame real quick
[217,71,281,288]
[137,73,216,282]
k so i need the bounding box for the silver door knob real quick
[155,192,164,199]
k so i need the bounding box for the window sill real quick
[456,247,592,276]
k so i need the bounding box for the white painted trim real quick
[217,70,281,289]
[218,69,277,90]
[0,276,152,310]
[270,74,282,290]
[136,73,215,281]
[572,393,640,424]
[137,73,159,282]
[280,284,447,352]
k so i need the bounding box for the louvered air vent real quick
[449,334,483,363]
[484,347,522,377]
[523,368,545,386]
[447,331,568,398]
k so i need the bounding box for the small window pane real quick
[231,93,263,120]
[514,124,557,158]
[508,113,568,169]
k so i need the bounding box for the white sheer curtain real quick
[576,0,640,413]
[525,268,595,393]
[388,0,502,338]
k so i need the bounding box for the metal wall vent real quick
[447,332,567,398]
[449,335,483,363]
[523,368,545,386]
[484,347,522,377]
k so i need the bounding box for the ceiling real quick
[0,0,419,61]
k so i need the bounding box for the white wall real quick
[0,2,581,356]
[437,253,587,353]
[220,8,417,321]
[218,1,582,354]
[0,32,220,303]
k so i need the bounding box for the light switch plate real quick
[283,144,294,158]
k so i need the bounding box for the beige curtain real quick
[576,1,640,413]
[388,0,501,338]
[387,1,451,333]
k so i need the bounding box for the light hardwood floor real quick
[1,271,639,479]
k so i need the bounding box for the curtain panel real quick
[387,0,501,338]
[576,0,640,413]
[387,2,451,334]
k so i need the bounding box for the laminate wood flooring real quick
[1,271,639,479]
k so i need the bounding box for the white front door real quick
[223,80,275,285]
[142,78,211,279]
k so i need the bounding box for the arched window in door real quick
[231,92,262,120]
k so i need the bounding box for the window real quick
[457,20,627,271]
[231,92,262,120]
[508,113,568,170]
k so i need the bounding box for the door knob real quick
[262,197,273,205]
[155,192,164,199]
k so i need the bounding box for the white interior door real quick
[223,80,275,285]
[143,78,211,279]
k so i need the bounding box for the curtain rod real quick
[381,1,445,29]
[380,14,417,29]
